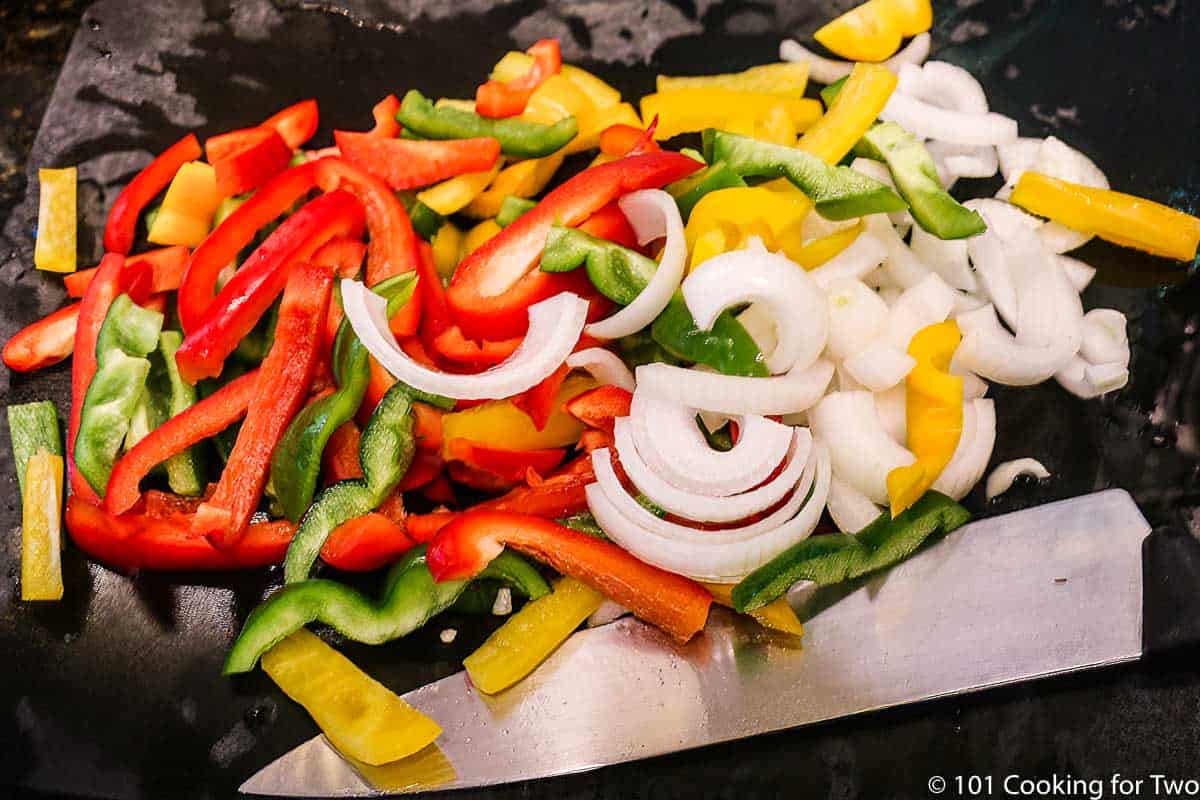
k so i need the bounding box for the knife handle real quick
[1141,525,1200,656]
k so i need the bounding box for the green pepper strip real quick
[820,76,849,109]
[496,195,537,228]
[539,224,658,305]
[7,400,62,496]
[666,162,747,222]
[224,545,550,674]
[731,491,971,612]
[397,90,578,159]
[271,273,418,522]
[702,129,907,220]
[157,330,208,495]
[854,122,987,240]
[74,294,165,495]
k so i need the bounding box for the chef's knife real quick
[242,489,1153,797]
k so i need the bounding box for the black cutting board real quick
[3,1,1200,798]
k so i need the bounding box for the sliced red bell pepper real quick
[335,131,501,191]
[421,474,456,504]
[444,439,566,483]
[599,118,661,158]
[405,511,458,543]
[564,384,632,433]
[577,201,640,250]
[66,245,190,299]
[207,127,293,197]
[358,356,397,425]
[322,512,415,572]
[193,262,332,546]
[313,236,367,360]
[175,190,364,383]
[104,133,203,255]
[3,301,79,373]
[427,510,712,642]
[370,94,402,138]
[105,369,260,515]
[475,39,562,119]
[261,99,319,149]
[477,452,595,517]
[577,429,614,453]
[512,362,569,431]
[323,421,364,484]
[447,460,517,491]
[411,401,444,452]
[430,326,523,368]
[447,151,701,339]
[396,449,444,491]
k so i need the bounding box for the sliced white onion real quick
[998,138,1042,185]
[635,358,835,416]
[1055,356,1129,399]
[878,286,903,306]
[953,303,1080,386]
[955,368,990,399]
[836,362,867,392]
[808,232,888,289]
[779,33,931,85]
[586,189,684,340]
[879,93,1019,146]
[909,223,978,293]
[985,458,1050,501]
[587,600,630,628]
[809,390,914,505]
[1057,255,1096,293]
[1079,309,1130,365]
[735,302,778,358]
[826,473,882,534]
[967,197,1042,242]
[615,420,812,523]
[965,228,1018,327]
[801,212,862,242]
[931,398,996,500]
[683,243,828,374]
[824,278,890,360]
[864,213,931,290]
[926,141,999,180]
[886,273,958,350]
[342,281,586,400]
[566,347,635,391]
[900,60,989,114]
[843,345,916,392]
[851,159,911,230]
[874,384,907,444]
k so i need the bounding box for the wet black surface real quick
[2,1,1200,798]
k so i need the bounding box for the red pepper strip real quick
[370,94,402,138]
[208,127,293,197]
[444,439,566,483]
[477,453,595,517]
[422,475,456,504]
[358,356,397,425]
[564,384,632,434]
[193,262,332,546]
[512,362,569,431]
[599,118,661,158]
[577,429,614,453]
[322,512,415,572]
[412,402,444,451]
[105,370,260,515]
[3,302,80,373]
[312,237,367,360]
[431,326,523,368]
[175,190,364,383]
[261,99,319,149]
[65,245,190,299]
[429,510,712,642]
[335,131,501,191]
[397,449,443,491]
[178,161,319,332]
[104,134,203,255]
[577,201,640,250]
[323,421,364,484]
[447,152,701,339]
[406,511,458,543]
[475,39,562,119]
[447,461,518,492]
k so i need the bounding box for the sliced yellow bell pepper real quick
[723,117,759,138]
[34,167,77,273]
[567,102,642,155]
[440,374,597,454]
[459,219,503,260]
[463,154,564,219]
[759,103,799,146]
[798,62,897,165]
[491,52,622,109]
[147,161,222,247]
[814,0,932,63]
[685,185,813,269]
[347,744,456,793]
[435,97,477,113]
[21,450,64,602]
[1010,172,1200,262]
[521,74,593,127]
[657,62,810,97]
[417,162,503,217]
[887,321,963,517]
[776,221,865,269]
[464,577,604,695]
[262,629,442,766]
[885,0,934,37]
[640,90,823,141]
[703,582,803,636]
[431,222,463,281]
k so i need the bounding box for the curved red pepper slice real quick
[2,302,80,373]
[475,39,562,119]
[512,362,569,431]
[563,384,633,433]
[66,245,190,299]
[599,118,661,158]
[335,131,501,191]
[396,449,444,491]
[208,127,293,197]
[322,512,415,572]
[104,133,203,255]
[445,439,566,483]
[261,99,319,149]
[370,94,402,138]
[446,151,702,340]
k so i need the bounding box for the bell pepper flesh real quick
[702,581,803,636]
[1010,171,1200,262]
[155,331,208,496]
[463,154,564,219]
[427,510,713,643]
[666,162,748,222]
[540,224,658,305]
[34,167,77,273]
[65,245,190,299]
[476,39,562,119]
[261,99,320,149]
[568,103,643,156]
[495,197,537,229]
[105,133,203,254]
[511,361,570,432]
[640,90,822,141]
[208,127,293,198]
[814,0,932,63]
[564,385,632,434]
[369,94,402,137]
[3,302,79,373]
[444,439,566,482]
[335,130,501,191]
[684,185,813,269]
[398,90,578,159]
[440,374,596,454]
[7,400,63,497]
[656,62,810,96]
[147,161,224,247]
[491,54,621,110]
[21,451,65,602]
[798,62,897,166]
[779,222,864,269]
[416,162,503,217]
[652,292,769,377]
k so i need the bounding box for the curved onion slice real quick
[735,303,779,358]
[874,384,907,443]
[826,473,881,534]
[843,345,916,392]
[342,281,587,400]
[1058,255,1096,293]
[779,33,931,85]
[615,420,812,523]
[886,273,958,350]
[627,390,793,497]
[932,398,996,500]
[809,232,888,289]
[1054,356,1129,399]
[966,228,1018,327]
[587,600,630,628]
[864,214,930,290]
[879,93,1018,146]
[909,223,978,293]
[927,141,998,180]
[809,390,914,505]
[954,303,1080,386]
[997,138,1042,186]
[851,159,911,231]
[899,61,989,114]
[985,458,1050,501]
[587,443,831,582]
[683,244,828,374]
[1079,309,1130,365]
[586,189,685,340]
[635,358,834,416]
[825,278,890,361]
[566,347,635,391]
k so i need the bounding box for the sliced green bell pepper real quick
[702,129,907,220]
[666,161,747,221]
[496,195,537,228]
[652,293,768,377]
[7,400,62,497]
[820,76,849,109]
[396,192,445,242]
[539,224,658,305]
[397,90,578,159]
[731,491,971,612]
[158,330,207,496]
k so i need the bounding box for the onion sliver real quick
[843,345,916,392]
[586,189,685,340]
[900,61,989,114]
[875,384,907,444]
[864,214,930,290]
[635,358,834,416]
[779,33,930,85]
[1055,356,1129,399]
[954,304,1079,386]
[1058,255,1096,293]
[879,93,1018,146]
[615,420,812,523]
[809,390,914,505]
[932,398,996,500]
[683,244,828,374]
[926,141,998,180]
[966,228,1018,327]
[886,273,958,350]
[342,281,587,400]
[809,232,888,289]
[1079,309,1130,365]
[826,473,881,534]
[909,224,978,293]
[825,278,889,361]
[566,347,635,391]
[735,303,779,358]
[985,458,1050,501]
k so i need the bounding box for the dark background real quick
[2,1,1199,798]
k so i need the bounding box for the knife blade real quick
[241,489,1150,797]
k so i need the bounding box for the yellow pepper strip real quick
[21,450,64,602]
[640,90,823,141]
[521,74,594,128]
[458,219,503,260]
[434,98,477,113]
[416,162,503,217]
[657,62,810,97]
[814,0,931,62]
[431,222,463,281]
[886,321,964,517]
[34,168,77,273]
[262,629,442,766]
[1010,172,1200,262]
[566,102,642,155]
[758,104,799,146]
[491,52,622,109]
[463,154,564,219]
[347,744,456,793]
[685,185,813,269]
[464,577,604,695]
[703,582,803,636]
[441,374,597,454]
[885,0,934,37]
[798,62,897,165]
[147,161,222,247]
[723,117,759,138]
[776,221,865,269]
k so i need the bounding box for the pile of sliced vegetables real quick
[6,0,1200,771]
